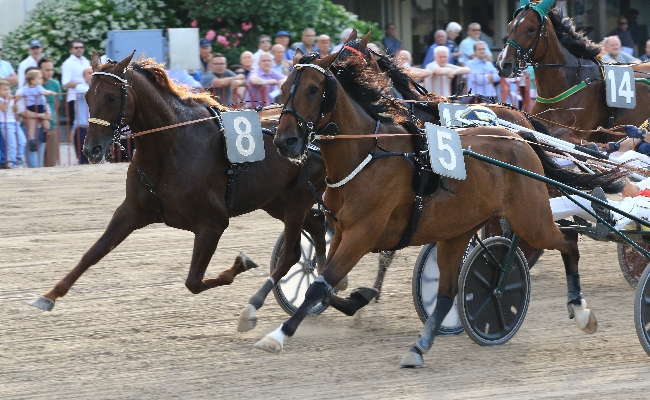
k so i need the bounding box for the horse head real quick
[497,0,554,77]
[84,50,135,163]
[274,50,341,161]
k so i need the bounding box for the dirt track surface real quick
[2,164,650,399]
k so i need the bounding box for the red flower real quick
[241,21,253,31]
[206,30,216,41]
[190,19,198,28]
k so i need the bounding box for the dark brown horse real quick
[260,50,607,367]
[497,0,650,142]
[28,52,334,327]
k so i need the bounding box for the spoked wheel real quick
[271,224,335,316]
[482,217,543,268]
[634,263,650,356]
[617,242,650,287]
[411,242,470,335]
[458,236,530,346]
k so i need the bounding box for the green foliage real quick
[2,0,179,74]
[181,0,381,64]
[313,1,381,44]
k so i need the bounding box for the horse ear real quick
[115,50,135,74]
[318,51,340,70]
[519,0,530,6]
[91,51,102,71]
[359,31,372,53]
[346,29,358,42]
[293,48,304,66]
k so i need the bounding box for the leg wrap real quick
[414,296,453,355]
[313,275,333,306]
[566,273,582,302]
[249,278,275,310]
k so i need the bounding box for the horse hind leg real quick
[374,250,395,300]
[513,216,598,334]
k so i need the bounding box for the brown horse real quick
[259,50,604,367]
[28,51,334,325]
[497,0,650,142]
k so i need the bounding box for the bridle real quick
[505,5,549,76]
[280,60,336,145]
[89,68,130,147]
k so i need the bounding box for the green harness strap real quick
[535,77,650,104]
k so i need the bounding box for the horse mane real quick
[107,57,227,111]
[547,7,601,60]
[298,54,409,124]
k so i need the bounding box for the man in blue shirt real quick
[466,41,499,98]
[382,23,402,57]
[423,30,457,67]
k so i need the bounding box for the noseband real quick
[280,62,337,143]
[89,69,130,146]
[505,6,548,76]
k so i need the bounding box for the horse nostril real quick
[91,145,103,158]
[283,137,299,149]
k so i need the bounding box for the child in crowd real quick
[0,80,27,168]
[16,69,55,143]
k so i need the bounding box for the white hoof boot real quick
[570,299,598,334]
[399,350,424,368]
[29,295,55,311]
[254,325,286,353]
[237,304,258,333]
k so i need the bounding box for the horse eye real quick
[528,26,536,34]
[308,85,319,95]
[107,94,116,102]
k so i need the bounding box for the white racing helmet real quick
[456,105,499,127]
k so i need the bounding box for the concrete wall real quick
[0,0,40,44]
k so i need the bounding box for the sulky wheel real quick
[634,262,650,357]
[481,217,543,268]
[458,236,530,346]
[271,224,335,316]
[617,243,650,288]
[411,242,470,335]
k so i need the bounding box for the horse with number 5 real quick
[27,51,340,322]
[497,0,650,142]
[260,48,616,367]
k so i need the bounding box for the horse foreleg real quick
[400,234,471,367]
[184,224,235,294]
[237,211,308,333]
[254,228,373,353]
[30,202,151,311]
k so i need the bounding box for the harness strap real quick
[326,154,373,188]
[535,80,588,104]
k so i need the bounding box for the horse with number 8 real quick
[28,51,337,324]
[261,48,616,367]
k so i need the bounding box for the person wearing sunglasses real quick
[252,34,273,69]
[18,39,44,88]
[61,39,90,127]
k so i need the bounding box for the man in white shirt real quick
[252,35,273,70]
[423,46,470,97]
[17,40,43,87]
[0,47,18,86]
[601,36,641,64]
[459,23,493,65]
[61,39,90,125]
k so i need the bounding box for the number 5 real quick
[437,130,456,171]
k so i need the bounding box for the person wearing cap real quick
[0,47,17,86]
[18,39,43,87]
[199,38,212,74]
[274,31,295,60]
[61,39,90,129]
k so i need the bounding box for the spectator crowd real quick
[0,9,648,169]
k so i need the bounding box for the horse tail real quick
[518,131,627,194]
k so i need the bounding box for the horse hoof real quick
[237,304,258,333]
[29,295,55,311]
[576,311,598,334]
[238,253,259,270]
[335,275,349,291]
[350,287,379,303]
[254,336,283,353]
[399,351,424,368]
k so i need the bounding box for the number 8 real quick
[234,116,255,156]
